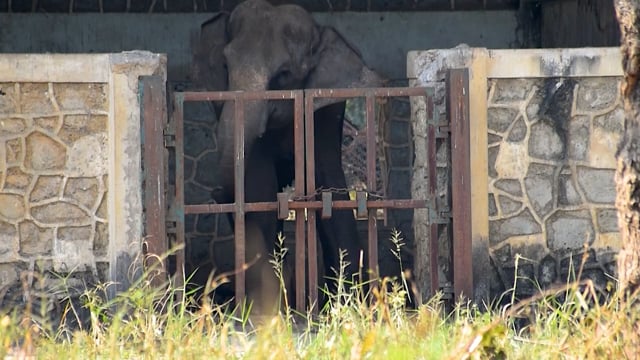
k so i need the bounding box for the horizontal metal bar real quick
[178,87,430,103]
[305,87,430,99]
[185,199,428,215]
[180,90,301,102]
[185,202,277,214]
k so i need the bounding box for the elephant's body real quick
[191,0,383,313]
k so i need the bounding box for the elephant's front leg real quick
[313,103,364,284]
[243,138,281,315]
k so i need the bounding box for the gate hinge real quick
[429,208,452,224]
[436,125,450,138]
[163,123,176,148]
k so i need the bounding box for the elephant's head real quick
[194,0,384,196]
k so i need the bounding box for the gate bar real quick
[184,199,426,214]
[182,89,303,102]
[233,99,247,305]
[293,91,306,312]
[172,94,186,288]
[140,76,168,286]
[365,94,378,277]
[427,95,439,297]
[448,69,474,299]
[304,92,319,310]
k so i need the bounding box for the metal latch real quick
[163,123,176,147]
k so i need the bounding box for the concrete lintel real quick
[486,48,622,78]
[409,47,622,81]
[0,54,111,83]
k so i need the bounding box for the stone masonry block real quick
[30,175,63,203]
[494,141,529,179]
[576,167,616,204]
[25,131,67,171]
[594,107,624,134]
[491,78,537,103]
[524,163,557,217]
[487,107,519,133]
[567,115,589,161]
[589,127,620,168]
[20,83,55,113]
[575,79,618,113]
[5,138,22,165]
[558,173,582,206]
[58,115,107,144]
[0,221,17,257]
[65,133,108,177]
[33,116,60,133]
[538,254,557,287]
[503,263,536,295]
[596,208,618,233]
[0,263,19,290]
[184,121,216,158]
[94,221,108,256]
[58,225,92,241]
[64,177,99,210]
[193,151,219,190]
[0,118,27,138]
[0,83,18,113]
[489,208,541,245]
[4,167,32,193]
[387,119,411,145]
[488,133,502,145]
[31,201,91,226]
[494,179,522,197]
[507,116,527,142]
[492,243,511,264]
[547,210,594,250]
[528,120,564,160]
[0,194,25,221]
[96,192,107,219]
[488,146,499,178]
[19,220,53,256]
[388,147,411,168]
[487,196,499,219]
[498,195,522,216]
[53,83,108,111]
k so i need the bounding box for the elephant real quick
[191,0,384,313]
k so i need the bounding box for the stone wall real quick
[408,47,623,303]
[0,53,166,306]
[487,77,620,297]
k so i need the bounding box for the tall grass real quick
[1,232,639,359]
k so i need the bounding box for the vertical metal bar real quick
[141,76,168,286]
[365,94,378,277]
[234,99,246,305]
[304,91,318,311]
[172,93,185,288]
[426,94,439,296]
[448,69,473,299]
[293,91,306,312]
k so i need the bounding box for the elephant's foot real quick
[243,224,281,318]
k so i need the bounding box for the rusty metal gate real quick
[140,69,473,310]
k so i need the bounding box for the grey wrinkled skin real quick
[192,0,384,313]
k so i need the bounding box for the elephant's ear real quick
[190,13,229,92]
[305,26,384,103]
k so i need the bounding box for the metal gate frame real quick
[141,78,473,310]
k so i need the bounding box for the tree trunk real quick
[614,0,640,296]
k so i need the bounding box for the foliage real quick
[1,232,639,359]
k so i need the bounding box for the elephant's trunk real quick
[216,68,270,201]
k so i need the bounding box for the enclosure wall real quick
[409,47,623,302]
[0,52,166,301]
